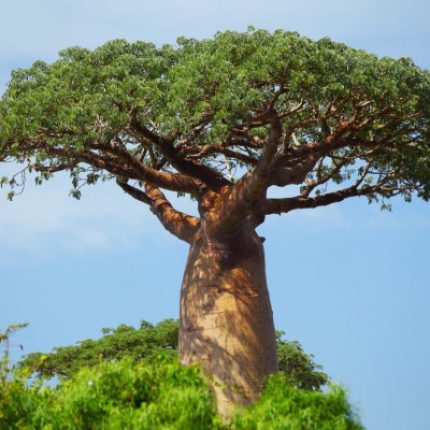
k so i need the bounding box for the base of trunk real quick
[179,227,278,418]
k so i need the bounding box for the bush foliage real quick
[232,376,362,430]
[1,359,221,430]
[1,323,363,429]
[1,359,362,430]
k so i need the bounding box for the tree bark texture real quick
[179,223,278,418]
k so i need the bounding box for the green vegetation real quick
[276,331,327,391]
[1,29,429,205]
[19,319,180,380]
[1,324,362,430]
[232,376,362,430]
[19,320,328,391]
[1,358,221,430]
[0,360,362,430]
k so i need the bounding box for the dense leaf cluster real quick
[1,359,220,430]
[232,376,362,430]
[19,319,179,379]
[1,28,429,205]
[1,359,361,430]
[276,331,327,391]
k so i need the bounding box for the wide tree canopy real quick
[1,28,429,222]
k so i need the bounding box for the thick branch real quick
[243,112,283,195]
[262,172,399,215]
[34,139,201,195]
[106,143,203,194]
[212,111,283,233]
[116,178,200,244]
[262,187,371,214]
[271,115,361,187]
[115,177,153,205]
[271,102,420,188]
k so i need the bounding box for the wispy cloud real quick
[0,177,155,257]
[0,166,200,261]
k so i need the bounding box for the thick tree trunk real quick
[179,224,278,418]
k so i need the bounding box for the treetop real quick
[1,29,429,237]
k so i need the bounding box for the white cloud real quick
[0,175,154,257]
[0,166,200,260]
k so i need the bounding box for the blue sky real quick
[1,1,429,429]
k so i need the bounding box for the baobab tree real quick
[1,29,429,416]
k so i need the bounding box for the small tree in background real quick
[1,28,429,414]
[18,320,328,391]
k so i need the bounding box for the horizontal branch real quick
[262,186,372,214]
[181,140,258,165]
[30,161,76,173]
[262,172,401,215]
[34,139,202,195]
[130,119,231,190]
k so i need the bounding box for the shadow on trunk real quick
[179,224,278,418]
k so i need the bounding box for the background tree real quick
[18,320,180,379]
[18,320,328,391]
[1,29,429,415]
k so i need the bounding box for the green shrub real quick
[1,358,222,430]
[0,323,362,429]
[232,374,363,430]
[0,358,363,430]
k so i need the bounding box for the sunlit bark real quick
[179,217,278,417]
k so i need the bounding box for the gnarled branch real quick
[116,177,200,244]
[209,111,283,233]
[261,169,403,215]
[130,119,231,190]
[34,138,202,195]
